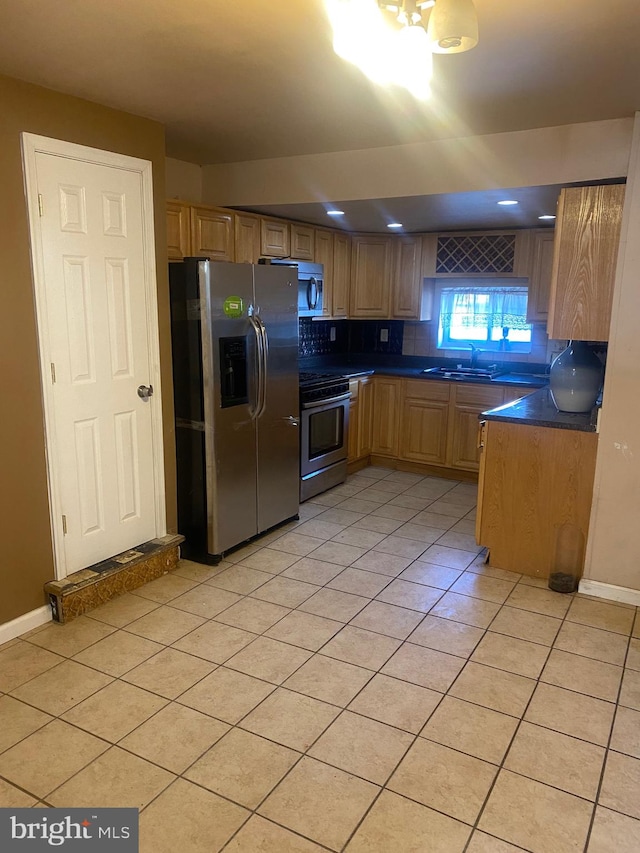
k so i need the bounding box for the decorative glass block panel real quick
[436,234,516,274]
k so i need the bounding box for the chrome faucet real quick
[468,343,480,368]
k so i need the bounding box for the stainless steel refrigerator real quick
[169,258,300,563]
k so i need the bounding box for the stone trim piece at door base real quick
[44,534,185,624]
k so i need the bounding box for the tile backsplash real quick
[299,319,403,358]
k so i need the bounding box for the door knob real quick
[137,385,154,399]
[283,416,300,426]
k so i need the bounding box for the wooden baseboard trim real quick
[0,605,51,646]
[578,579,640,608]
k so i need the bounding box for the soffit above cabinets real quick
[0,1,639,165]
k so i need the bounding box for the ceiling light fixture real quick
[324,0,478,100]
[538,214,556,220]
[327,209,345,216]
[387,222,404,228]
[497,200,519,206]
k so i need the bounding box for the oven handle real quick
[302,391,351,409]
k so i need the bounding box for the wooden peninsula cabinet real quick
[476,396,598,579]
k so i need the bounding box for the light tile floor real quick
[1,465,639,852]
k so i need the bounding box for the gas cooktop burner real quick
[299,370,350,403]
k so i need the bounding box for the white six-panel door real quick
[22,136,165,578]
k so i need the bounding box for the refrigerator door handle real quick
[248,313,264,421]
[255,313,269,418]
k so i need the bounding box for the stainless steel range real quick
[299,371,350,502]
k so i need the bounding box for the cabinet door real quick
[547,184,625,341]
[449,384,505,472]
[314,229,334,318]
[371,378,401,456]
[392,236,423,319]
[527,230,555,323]
[400,399,449,464]
[291,224,315,260]
[332,232,351,317]
[261,217,290,257]
[358,377,374,457]
[190,206,234,261]
[166,201,191,260]
[450,406,485,471]
[235,213,261,264]
[350,235,392,318]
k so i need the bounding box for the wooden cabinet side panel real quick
[479,422,598,578]
[548,184,624,341]
[348,399,360,463]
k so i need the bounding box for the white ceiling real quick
[1,0,637,230]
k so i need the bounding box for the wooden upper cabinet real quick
[234,212,261,264]
[392,236,423,319]
[314,228,333,317]
[350,235,392,318]
[260,217,290,257]
[190,206,235,261]
[527,229,555,323]
[291,223,315,260]
[332,232,351,318]
[166,201,191,260]
[547,184,625,341]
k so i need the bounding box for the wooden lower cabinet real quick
[449,384,504,472]
[399,380,449,465]
[371,378,401,456]
[476,420,597,578]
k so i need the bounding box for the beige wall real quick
[584,112,640,594]
[0,74,176,625]
[166,157,202,202]
[201,119,633,206]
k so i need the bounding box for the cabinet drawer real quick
[403,379,451,402]
[453,384,505,408]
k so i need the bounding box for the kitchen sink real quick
[421,366,505,381]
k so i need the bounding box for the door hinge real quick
[62,515,67,535]
[50,362,56,384]
[38,193,44,217]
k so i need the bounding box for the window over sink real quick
[437,281,532,354]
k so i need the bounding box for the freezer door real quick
[254,265,300,532]
[201,261,258,554]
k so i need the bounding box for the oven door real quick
[300,392,350,477]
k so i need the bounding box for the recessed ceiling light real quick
[387,223,403,228]
[538,214,556,220]
[326,209,345,216]
[497,200,519,206]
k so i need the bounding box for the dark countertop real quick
[481,387,599,432]
[307,363,549,389]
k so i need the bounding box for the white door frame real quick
[21,133,166,580]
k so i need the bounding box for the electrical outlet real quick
[330,326,336,342]
[380,328,389,343]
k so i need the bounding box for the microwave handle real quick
[307,276,318,310]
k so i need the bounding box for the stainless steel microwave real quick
[259,259,324,317]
